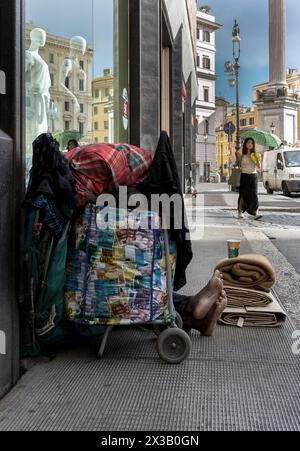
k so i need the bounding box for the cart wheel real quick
[157,328,191,364]
[153,312,183,336]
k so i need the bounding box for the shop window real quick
[25,0,128,158]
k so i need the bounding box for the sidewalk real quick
[0,212,299,431]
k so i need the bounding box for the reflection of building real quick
[92,69,114,143]
[25,25,93,147]
[195,7,221,182]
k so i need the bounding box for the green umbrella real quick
[239,128,282,148]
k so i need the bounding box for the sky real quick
[197,0,300,105]
[26,0,300,106]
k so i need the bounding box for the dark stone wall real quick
[130,0,160,153]
[0,0,23,398]
[171,27,184,188]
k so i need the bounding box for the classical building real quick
[253,0,300,145]
[92,69,114,143]
[195,6,221,182]
[253,69,300,144]
[25,24,93,150]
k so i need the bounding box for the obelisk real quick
[269,0,287,87]
[254,0,299,145]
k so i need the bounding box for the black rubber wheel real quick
[265,183,274,195]
[157,328,192,364]
[282,182,291,197]
[153,312,183,336]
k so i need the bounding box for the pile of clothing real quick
[215,254,286,328]
[65,205,177,325]
[22,132,192,348]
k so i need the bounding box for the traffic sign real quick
[224,121,236,135]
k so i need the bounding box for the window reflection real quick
[25,0,123,163]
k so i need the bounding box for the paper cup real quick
[227,240,241,259]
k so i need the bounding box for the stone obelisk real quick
[269,0,287,87]
[254,0,299,145]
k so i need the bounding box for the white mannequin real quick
[25,28,51,146]
[60,36,87,112]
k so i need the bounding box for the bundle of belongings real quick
[65,205,176,325]
[21,132,192,353]
[214,254,286,328]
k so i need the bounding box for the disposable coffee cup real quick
[227,240,241,259]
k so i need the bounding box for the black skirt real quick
[238,173,259,216]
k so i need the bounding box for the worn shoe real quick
[238,212,244,219]
[254,214,263,221]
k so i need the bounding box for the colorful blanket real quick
[65,143,153,207]
[65,205,176,325]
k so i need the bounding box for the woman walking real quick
[237,138,262,220]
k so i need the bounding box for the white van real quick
[262,147,300,196]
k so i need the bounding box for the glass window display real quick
[25,0,129,169]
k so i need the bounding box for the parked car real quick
[262,147,300,196]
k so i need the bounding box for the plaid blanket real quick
[65,143,152,207]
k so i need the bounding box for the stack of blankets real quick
[215,254,286,328]
[65,205,176,326]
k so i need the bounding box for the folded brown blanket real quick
[219,312,284,328]
[225,286,273,308]
[218,297,286,328]
[215,254,276,292]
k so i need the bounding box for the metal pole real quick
[235,62,240,163]
[204,138,207,182]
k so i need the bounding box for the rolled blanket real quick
[215,254,276,292]
[225,286,273,308]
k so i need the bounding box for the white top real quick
[241,154,257,174]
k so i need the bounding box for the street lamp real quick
[204,133,208,182]
[224,19,241,165]
[270,122,276,135]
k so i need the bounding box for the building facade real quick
[253,69,300,144]
[195,7,221,182]
[0,0,198,398]
[92,69,114,143]
[215,106,257,179]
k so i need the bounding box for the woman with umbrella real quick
[237,137,262,220]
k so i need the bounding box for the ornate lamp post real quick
[224,19,241,164]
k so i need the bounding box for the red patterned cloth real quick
[65,143,152,207]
